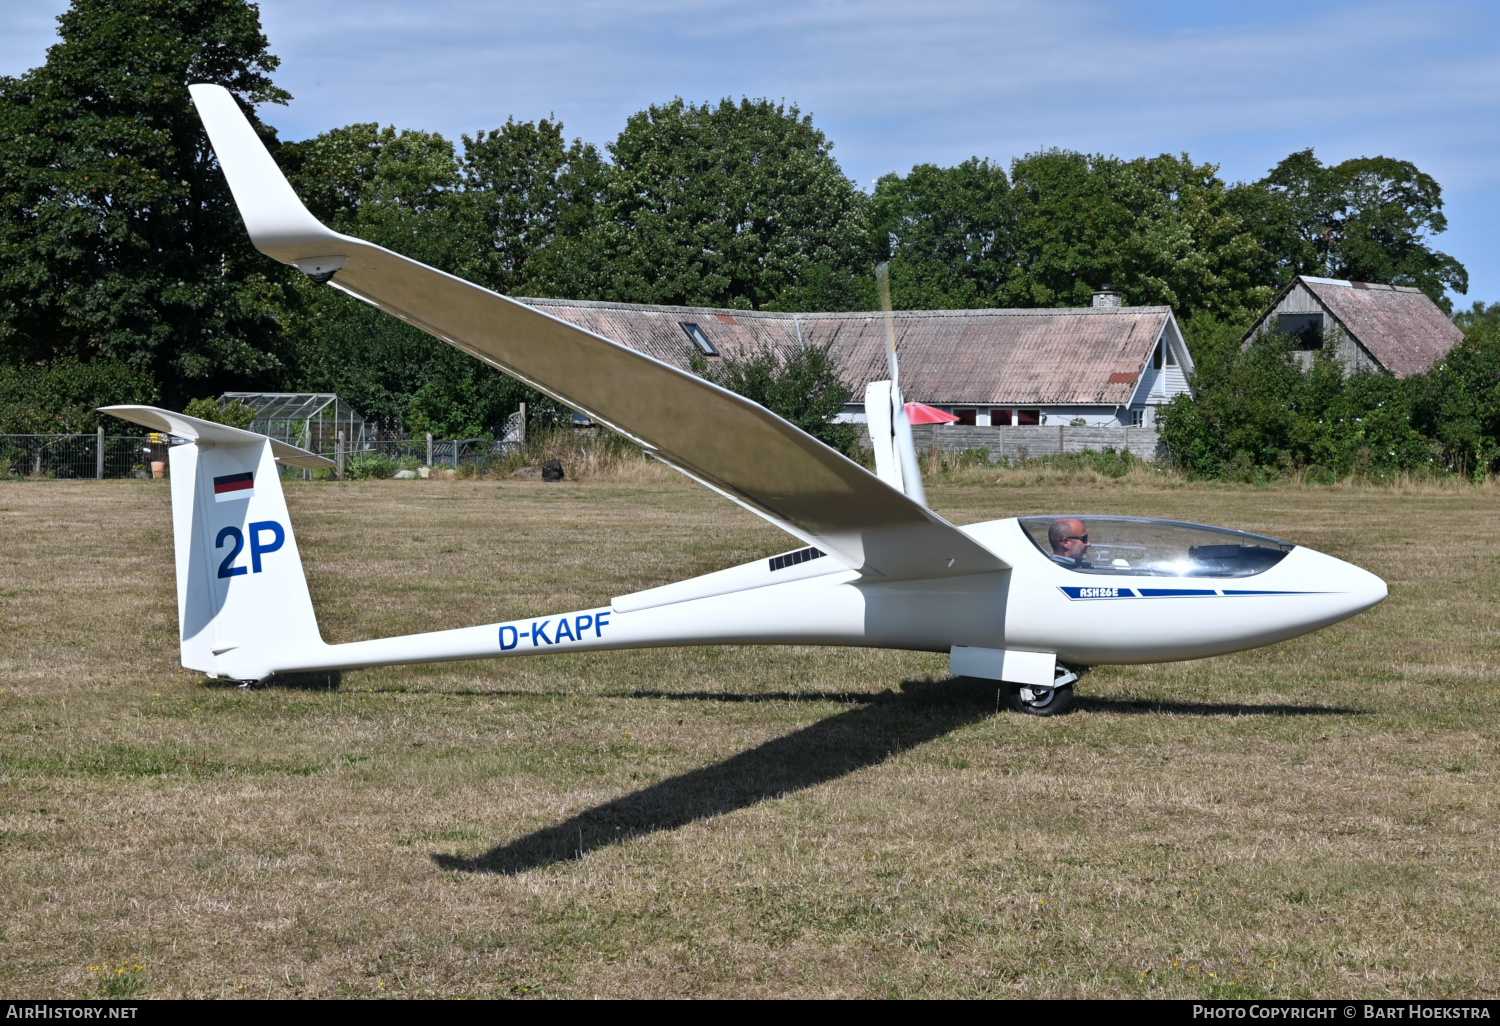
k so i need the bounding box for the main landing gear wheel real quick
[1008,666,1080,716]
[1009,683,1075,716]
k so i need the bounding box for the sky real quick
[3,0,1498,305]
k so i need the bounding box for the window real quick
[1164,340,1177,366]
[1278,313,1324,351]
[1016,409,1040,425]
[991,408,1013,426]
[1127,409,1145,428]
[954,408,977,426]
[1152,342,1164,370]
[680,322,718,356]
[1018,516,1293,578]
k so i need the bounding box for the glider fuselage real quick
[269,516,1384,681]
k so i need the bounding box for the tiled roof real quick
[518,298,1175,406]
[1299,278,1463,378]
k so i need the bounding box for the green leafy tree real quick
[870,158,1015,309]
[279,121,562,435]
[280,123,470,269]
[1004,150,1269,317]
[0,0,294,407]
[872,151,1269,318]
[531,98,873,311]
[403,344,567,438]
[0,359,156,433]
[1178,312,1255,373]
[1227,149,1467,310]
[456,118,607,295]
[1408,318,1500,476]
[1452,301,1500,331]
[691,341,855,451]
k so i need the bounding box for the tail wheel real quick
[1009,682,1075,716]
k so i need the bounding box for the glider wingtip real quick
[187,82,342,265]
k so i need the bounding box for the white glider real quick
[101,85,1387,714]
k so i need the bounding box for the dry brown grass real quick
[1,473,1497,999]
[473,428,677,483]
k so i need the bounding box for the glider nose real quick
[1334,557,1387,616]
[1295,545,1387,620]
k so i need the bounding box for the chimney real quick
[1092,285,1123,309]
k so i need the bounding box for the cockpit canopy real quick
[1019,516,1293,578]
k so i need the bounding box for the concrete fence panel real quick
[858,424,1162,462]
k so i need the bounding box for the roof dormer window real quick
[680,322,719,357]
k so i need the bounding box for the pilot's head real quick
[1048,517,1089,563]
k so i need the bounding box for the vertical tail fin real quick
[871,262,927,508]
[863,381,927,507]
[101,406,334,681]
[865,380,903,493]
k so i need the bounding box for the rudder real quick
[103,406,333,681]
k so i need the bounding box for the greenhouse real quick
[219,393,367,454]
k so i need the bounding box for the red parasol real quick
[903,402,960,425]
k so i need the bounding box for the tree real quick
[531,98,874,312]
[456,118,606,295]
[0,359,156,433]
[1453,301,1500,332]
[279,120,565,435]
[1408,318,1500,476]
[0,0,294,408]
[280,123,470,270]
[871,151,1269,318]
[1227,149,1467,310]
[870,158,1014,310]
[1005,150,1268,318]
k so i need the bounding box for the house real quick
[520,289,1193,428]
[1242,275,1463,377]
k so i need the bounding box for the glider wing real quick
[190,84,1007,580]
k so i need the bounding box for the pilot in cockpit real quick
[1047,517,1092,569]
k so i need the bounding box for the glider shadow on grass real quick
[434,677,997,875]
[432,677,1361,876]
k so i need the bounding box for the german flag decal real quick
[213,471,255,503]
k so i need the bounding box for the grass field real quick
[1,471,1497,999]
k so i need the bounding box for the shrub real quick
[690,341,857,452]
[0,360,156,433]
[182,397,256,429]
[343,452,398,480]
[1160,331,1435,480]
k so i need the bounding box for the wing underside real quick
[189,84,1007,581]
